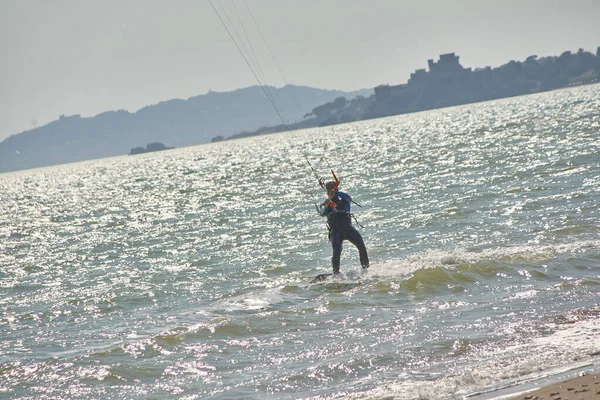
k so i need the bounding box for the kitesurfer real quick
[319,181,369,274]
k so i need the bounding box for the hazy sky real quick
[1,0,598,142]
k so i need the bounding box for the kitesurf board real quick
[310,273,333,283]
[310,268,370,284]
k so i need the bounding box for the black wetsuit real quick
[321,191,369,274]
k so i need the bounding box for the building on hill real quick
[372,53,472,114]
[428,53,464,72]
[409,68,428,84]
[426,52,472,83]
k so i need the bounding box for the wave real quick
[362,239,600,290]
[211,287,288,311]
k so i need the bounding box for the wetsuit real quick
[320,191,369,274]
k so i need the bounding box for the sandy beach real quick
[508,373,600,400]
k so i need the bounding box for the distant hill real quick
[227,47,600,140]
[3,46,598,173]
[0,85,372,173]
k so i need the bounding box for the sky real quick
[1,0,599,143]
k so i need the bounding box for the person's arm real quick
[318,200,331,217]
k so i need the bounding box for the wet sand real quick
[508,373,600,400]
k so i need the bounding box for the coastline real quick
[465,362,600,400]
[506,373,600,400]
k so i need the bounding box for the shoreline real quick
[465,363,600,400]
[506,373,600,400]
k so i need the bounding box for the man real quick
[319,181,369,274]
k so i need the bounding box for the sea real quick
[1,84,600,400]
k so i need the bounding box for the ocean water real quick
[1,84,600,400]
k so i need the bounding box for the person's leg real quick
[330,230,343,274]
[346,226,369,269]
